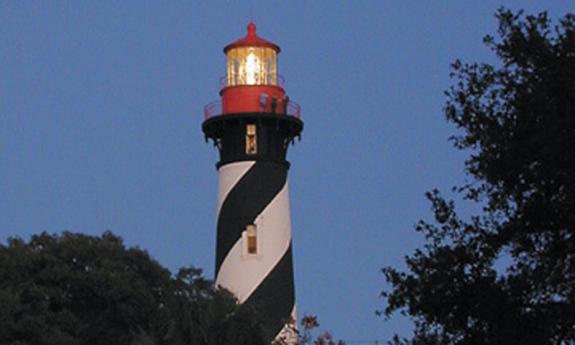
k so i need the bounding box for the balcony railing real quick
[203,99,301,120]
[204,100,222,119]
[219,74,286,89]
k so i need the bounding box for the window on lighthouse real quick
[242,224,258,256]
[245,50,260,84]
[245,124,257,155]
[226,47,277,86]
[246,224,257,254]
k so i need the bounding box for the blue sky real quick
[2,1,574,342]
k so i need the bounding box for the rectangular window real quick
[247,234,257,254]
[246,224,257,255]
[245,124,257,155]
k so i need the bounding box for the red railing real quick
[203,99,301,120]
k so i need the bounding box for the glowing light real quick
[226,47,276,86]
[245,51,260,85]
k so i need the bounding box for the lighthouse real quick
[202,23,303,343]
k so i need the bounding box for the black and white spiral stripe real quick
[215,160,296,343]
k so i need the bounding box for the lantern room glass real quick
[226,47,277,86]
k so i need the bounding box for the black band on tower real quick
[202,113,303,168]
[243,244,295,343]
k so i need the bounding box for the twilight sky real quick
[1,1,573,343]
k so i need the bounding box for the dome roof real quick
[223,23,280,53]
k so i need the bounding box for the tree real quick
[382,9,575,345]
[273,315,345,345]
[0,231,266,345]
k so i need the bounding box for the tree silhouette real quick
[0,231,266,345]
[383,9,575,345]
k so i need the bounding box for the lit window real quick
[246,124,257,155]
[226,47,277,86]
[245,49,260,84]
[241,224,258,256]
[246,224,257,254]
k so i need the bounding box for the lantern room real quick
[225,47,276,86]
[215,23,293,116]
[224,23,280,87]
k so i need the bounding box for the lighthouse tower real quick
[202,23,303,343]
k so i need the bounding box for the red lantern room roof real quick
[223,22,281,53]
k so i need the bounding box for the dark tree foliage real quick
[383,9,575,345]
[0,231,266,345]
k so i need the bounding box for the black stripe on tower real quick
[244,244,295,343]
[202,113,303,168]
[215,160,288,274]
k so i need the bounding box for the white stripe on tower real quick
[216,161,255,216]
